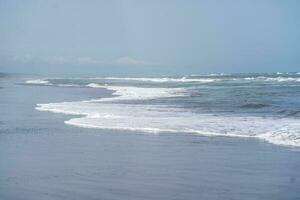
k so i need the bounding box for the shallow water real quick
[26,73,300,147]
[0,74,300,200]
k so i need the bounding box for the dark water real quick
[0,74,300,200]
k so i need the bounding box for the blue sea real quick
[27,72,300,147]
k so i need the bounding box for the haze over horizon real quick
[0,0,299,76]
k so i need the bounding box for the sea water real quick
[25,72,300,147]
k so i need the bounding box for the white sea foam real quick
[264,77,300,82]
[25,79,81,87]
[35,83,300,147]
[244,77,256,80]
[243,76,300,82]
[36,101,300,147]
[25,79,51,85]
[26,76,300,88]
[94,76,300,83]
[189,73,228,77]
[86,83,103,88]
[30,75,300,147]
[87,83,186,101]
[98,77,217,83]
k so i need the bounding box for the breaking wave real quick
[36,100,300,147]
[87,83,186,101]
[99,77,218,83]
[25,73,300,88]
[25,79,51,85]
[35,82,300,147]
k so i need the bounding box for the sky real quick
[0,0,299,76]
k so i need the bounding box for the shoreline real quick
[1,76,300,200]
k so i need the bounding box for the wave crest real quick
[25,79,51,85]
[36,101,300,147]
[87,83,186,101]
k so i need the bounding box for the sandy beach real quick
[0,76,299,200]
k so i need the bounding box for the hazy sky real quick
[0,0,299,76]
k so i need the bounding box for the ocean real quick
[0,72,300,200]
[28,72,300,147]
